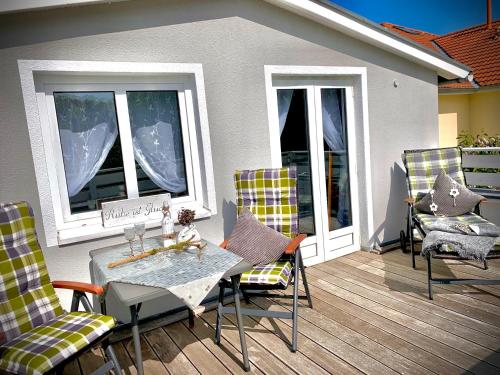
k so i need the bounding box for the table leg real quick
[130,304,143,375]
[230,275,250,372]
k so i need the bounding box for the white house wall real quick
[0,0,438,311]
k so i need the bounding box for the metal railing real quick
[461,147,500,198]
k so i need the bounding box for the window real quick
[20,61,215,246]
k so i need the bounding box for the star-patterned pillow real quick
[414,171,485,216]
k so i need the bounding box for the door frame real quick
[264,65,374,266]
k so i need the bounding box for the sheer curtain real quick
[321,90,345,152]
[277,90,293,135]
[55,92,118,198]
[127,91,187,193]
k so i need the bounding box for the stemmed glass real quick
[134,222,146,253]
[124,227,136,256]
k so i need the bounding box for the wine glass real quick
[134,222,146,253]
[124,227,136,256]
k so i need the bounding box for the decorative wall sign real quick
[101,193,171,228]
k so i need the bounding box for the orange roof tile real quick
[434,21,500,87]
[381,22,440,52]
[381,21,500,88]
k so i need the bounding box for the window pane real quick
[54,92,127,214]
[278,89,316,236]
[321,88,352,230]
[126,91,188,198]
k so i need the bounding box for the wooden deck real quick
[69,250,500,375]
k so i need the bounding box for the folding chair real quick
[215,167,313,358]
[0,202,121,375]
[400,147,500,299]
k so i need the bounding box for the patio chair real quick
[400,147,500,299]
[215,167,313,355]
[0,201,121,375]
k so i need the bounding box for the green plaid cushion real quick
[234,167,298,238]
[0,202,63,344]
[240,261,292,286]
[415,212,500,248]
[0,311,115,375]
[402,147,465,201]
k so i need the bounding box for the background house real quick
[382,16,500,147]
[0,0,469,314]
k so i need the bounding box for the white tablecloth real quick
[91,237,243,309]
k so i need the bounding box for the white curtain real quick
[57,93,119,198]
[60,123,118,197]
[278,90,293,135]
[131,120,186,193]
[321,90,345,151]
[127,90,187,193]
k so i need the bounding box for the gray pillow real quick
[414,170,484,216]
[227,207,292,266]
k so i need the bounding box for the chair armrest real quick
[52,281,104,295]
[284,233,307,254]
[404,197,415,205]
[219,239,229,249]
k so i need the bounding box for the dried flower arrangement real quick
[178,208,196,226]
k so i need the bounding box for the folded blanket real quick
[422,221,500,262]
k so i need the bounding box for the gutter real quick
[264,0,471,79]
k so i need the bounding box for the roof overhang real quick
[264,0,470,80]
[0,0,125,14]
[1,0,471,79]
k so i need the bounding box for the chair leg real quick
[409,224,416,269]
[484,260,489,270]
[427,254,433,300]
[103,342,122,375]
[291,250,300,352]
[408,206,416,269]
[215,282,225,345]
[298,249,313,308]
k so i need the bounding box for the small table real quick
[90,237,252,375]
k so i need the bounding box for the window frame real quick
[19,60,216,246]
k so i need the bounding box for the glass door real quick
[276,83,358,263]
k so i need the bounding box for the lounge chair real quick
[0,201,121,375]
[400,147,500,299]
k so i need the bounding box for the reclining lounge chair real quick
[400,147,500,299]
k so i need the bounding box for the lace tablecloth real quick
[90,237,243,309]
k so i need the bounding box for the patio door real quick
[274,81,359,264]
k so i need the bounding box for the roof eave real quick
[264,0,470,80]
[0,0,124,14]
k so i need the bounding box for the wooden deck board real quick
[69,249,500,375]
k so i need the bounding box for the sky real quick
[330,0,500,35]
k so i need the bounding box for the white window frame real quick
[18,60,216,246]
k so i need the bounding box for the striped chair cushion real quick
[234,167,298,238]
[0,202,63,344]
[0,312,115,375]
[240,261,292,287]
[402,147,465,201]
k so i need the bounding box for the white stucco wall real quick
[0,0,439,312]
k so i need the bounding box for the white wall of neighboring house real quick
[0,0,441,313]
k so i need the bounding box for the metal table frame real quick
[90,246,252,375]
